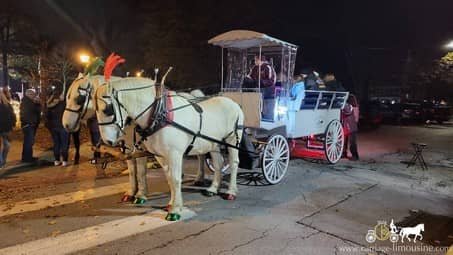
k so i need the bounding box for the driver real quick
[244,55,276,91]
[243,55,277,120]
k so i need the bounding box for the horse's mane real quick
[177,89,205,100]
[109,77,156,91]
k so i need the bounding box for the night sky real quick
[8,0,453,93]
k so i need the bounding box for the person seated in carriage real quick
[288,75,306,111]
[301,68,323,91]
[323,73,346,91]
[244,55,276,97]
[243,55,277,120]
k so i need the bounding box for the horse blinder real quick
[103,103,115,116]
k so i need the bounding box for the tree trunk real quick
[1,16,10,88]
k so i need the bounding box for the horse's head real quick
[95,77,157,146]
[63,74,121,132]
[63,74,95,132]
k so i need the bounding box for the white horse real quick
[94,77,244,221]
[63,75,210,204]
[63,74,121,132]
[399,224,424,243]
[63,74,151,203]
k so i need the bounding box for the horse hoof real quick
[165,213,181,221]
[201,190,216,197]
[121,195,135,203]
[133,197,147,205]
[223,194,236,201]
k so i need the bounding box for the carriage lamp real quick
[276,106,288,115]
[79,54,91,64]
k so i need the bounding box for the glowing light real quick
[276,106,288,115]
[446,41,453,49]
[79,54,91,64]
[136,71,142,77]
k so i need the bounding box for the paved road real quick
[0,124,452,255]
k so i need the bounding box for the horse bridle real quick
[64,80,93,127]
[96,84,157,134]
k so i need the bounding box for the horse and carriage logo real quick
[365,219,425,243]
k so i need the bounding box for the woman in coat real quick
[0,88,16,168]
[342,94,360,161]
[46,86,69,166]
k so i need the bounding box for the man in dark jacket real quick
[20,89,41,163]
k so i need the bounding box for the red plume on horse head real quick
[104,53,126,81]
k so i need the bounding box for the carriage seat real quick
[300,91,348,110]
[300,91,318,109]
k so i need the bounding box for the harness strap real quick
[167,119,256,155]
[132,91,254,155]
[183,101,203,155]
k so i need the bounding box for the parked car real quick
[378,100,401,124]
[358,100,383,128]
[399,102,423,124]
[421,101,452,124]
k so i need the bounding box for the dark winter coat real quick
[325,80,346,91]
[0,103,16,133]
[20,97,41,127]
[46,100,65,130]
[304,73,319,90]
[248,62,276,88]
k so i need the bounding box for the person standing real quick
[20,89,41,163]
[342,94,360,161]
[87,117,101,164]
[0,88,16,168]
[46,86,70,166]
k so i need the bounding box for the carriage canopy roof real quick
[208,30,298,49]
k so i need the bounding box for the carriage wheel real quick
[324,119,344,164]
[262,134,289,184]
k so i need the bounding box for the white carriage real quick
[208,30,349,184]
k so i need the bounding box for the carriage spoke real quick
[270,162,277,180]
[279,149,289,157]
[275,162,283,179]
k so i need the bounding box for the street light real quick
[136,69,144,77]
[445,40,453,49]
[79,54,91,64]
